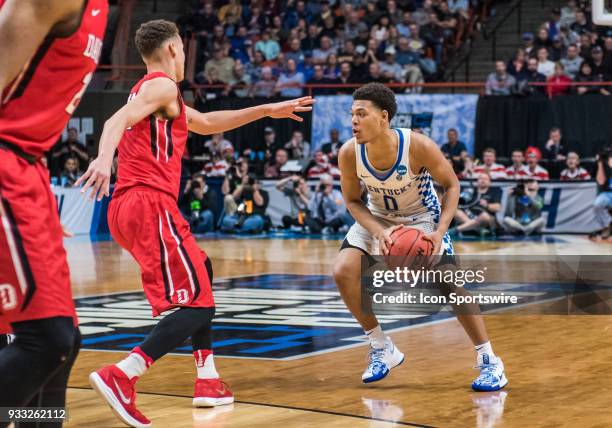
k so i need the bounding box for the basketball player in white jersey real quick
[333,83,507,391]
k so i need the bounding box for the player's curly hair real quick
[353,83,397,122]
[134,19,179,58]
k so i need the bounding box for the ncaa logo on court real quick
[396,164,407,181]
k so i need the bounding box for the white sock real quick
[116,353,148,379]
[475,341,496,364]
[194,350,219,379]
[365,325,388,349]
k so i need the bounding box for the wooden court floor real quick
[64,235,612,428]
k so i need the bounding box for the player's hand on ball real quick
[75,157,112,201]
[265,96,315,122]
[422,230,444,256]
[375,225,404,256]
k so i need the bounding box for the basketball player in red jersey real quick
[76,20,313,427]
[0,0,108,419]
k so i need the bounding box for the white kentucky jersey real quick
[355,128,442,224]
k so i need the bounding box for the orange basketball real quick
[385,227,434,269]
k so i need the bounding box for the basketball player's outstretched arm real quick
[410,132,460,254]
[0,0,84,91]
[338,141,402,255]
[185,96,315,135]
[76,78,180,200]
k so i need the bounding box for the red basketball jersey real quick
[0,0,108,156]
[113,72,189,199]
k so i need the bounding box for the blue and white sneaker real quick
[361,340,405,383]
[472,354,508,392]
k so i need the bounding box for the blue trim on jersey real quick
[360,128,404,181]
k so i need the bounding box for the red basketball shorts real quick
[0,149,76,331]
[108,187,214,316]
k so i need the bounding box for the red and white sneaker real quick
[192,378,234,407]
[89,365,151,428]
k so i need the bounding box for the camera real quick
[598,146,612,163]
[512,182,526,196]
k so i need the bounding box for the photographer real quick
[589,148,612,242]
[306,174,353,234]
[451,172,502,236]
[221,174,269,234]
[276,175,311,230]
[503,180,546,235]
[222,157,249,216]
[180,176,217,234]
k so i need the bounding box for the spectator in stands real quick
[306,174,353,233]
[516,58,546,97]
[507,48,527,77]
[313,36,336,65]
[560,0,578,28]
[51,127,89,177]
[366,63,390,84]
[545,8,562,41]
[195,66,227,99]
[309,64,335,95]
[221,174,269,234]
[396,11,413,38]
[472,148,507,179]
[578,32,593,61]
[264,148,290,178]
[181,176,217,234]
[344,10,368,40]
[59,157,81,187]
[219,0,242,27]
[558,24,580,49]
[395,38,425,92]
[589,148,612,242]
[307,151,340,179]
[560,152,591,180]
[255,29,280,61]
[542,127,567,161]
[503,180,546,235]
[284,130,310,161]
[575,61,610,95]
[560,43,583,79]
[485,60,516,96]
[590,46,612,81]
[440,128,467,162]
[203,147,232,177]
[549,35,565,62]
[323,54,339,79]
[321,129,343,165]
[536,47,555,77]
[204,132,234,158]
[276,59,305,97]
[204,48,235,84]
[276,175,311,230]
[227,62,252,97]
[533,28,552,54]
[570,10,592,35]
[420,12,445,65]
[333,61,358,94]
[505,149,528,179]
[452,172,502,237]
[546,62,572,97]
[285,37,305,65]
[521,32,536,58]
[250,66,276,97]
[525,151,550,180]
[379,47,403,82]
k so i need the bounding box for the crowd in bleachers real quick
[486,1,612,96]
[177,0,497,98]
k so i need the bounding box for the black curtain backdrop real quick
[193,97,313,155]
[475,95,612,158]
